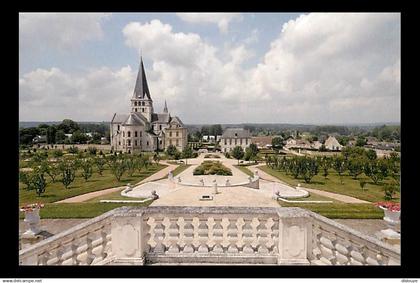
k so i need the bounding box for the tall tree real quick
[231,146,244,165]
[182,146,194,165]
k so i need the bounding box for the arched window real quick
[127,131,131,138]
[142,108,144,112]
[135,131,138,137]
[117,125,120,131]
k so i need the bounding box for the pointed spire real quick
[133,56,151,100]
[163,100,168,113]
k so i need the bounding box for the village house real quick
[220,128,251,153]
[251,136,274,150]
[324,136,343,151]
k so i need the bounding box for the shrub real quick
[193,160,232,176]
[52,149,64,158]
[88,147,97,155]
[68,146,79,154]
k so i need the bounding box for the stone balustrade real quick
[19,210,114,265]
[19,206,400,266]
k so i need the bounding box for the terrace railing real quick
[19,206,400,265]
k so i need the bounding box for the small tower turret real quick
[163,100,168,114]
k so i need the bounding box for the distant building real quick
[202,135,216,143]
[251,136,273,149]
[32,135,47,144]
[220,128,251,153]
[285,138,312,150]
[324,136,343,151]
[312,141,323,150]
[110,57,187,153]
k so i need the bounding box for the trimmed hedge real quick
[193,161,232,176]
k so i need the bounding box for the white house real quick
[220,128,251,153]
[324,136,343,151]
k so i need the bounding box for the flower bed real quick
[193,160,232,176]
[20,202,44,212]
[375,201,400,212]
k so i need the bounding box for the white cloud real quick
[19,13,110,51]
[20,13,400,124]
[19,66,135,121]
[176,13,242,34]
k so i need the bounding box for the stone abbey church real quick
[110,57,187,153]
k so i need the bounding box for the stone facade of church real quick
[110,57,187,153]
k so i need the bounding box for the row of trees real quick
[166,145,196,164]
[266,149,400,186]
[19,119,109,146]
[19,152,156,196]
[228,144,259,165]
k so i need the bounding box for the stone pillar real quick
[111,213,146,265]
[277,216,311,265]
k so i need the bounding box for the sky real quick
[19,12,401,124]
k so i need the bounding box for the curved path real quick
[55,161,178,203]
[247,163,370,204]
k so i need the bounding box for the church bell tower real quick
[131,56,153,122]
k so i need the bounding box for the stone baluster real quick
[197,218,209,253]
[242,218,254,254]
[39,250,51,265]
[211,217,224,253]
[182,217,194,253]
[227,218,239,253]
[256,218,269,254]
[143,217,152,254]
[153,217,166,254]
[70,240,80,265]
[167,218,180,253]
[347,240,368,265]
[269,218,279,254]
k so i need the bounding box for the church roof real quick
[151,113,170,124]
[221,128,251,138]
[122,112,147,126]
[169,116,185,127]
[111,114,128,124]
[133,57,151,100]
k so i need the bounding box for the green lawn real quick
[19,164,166,205]
[283,192,337,202]
[233,165,254,176]
[19,202,153,219]
[278,201,384,219]
[259,165,399,203]
[171,164,191,177]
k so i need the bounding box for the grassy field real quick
[171,164,191,177]
[258,165,399,203]
[19,201,153,219]
[278,201,384,219]
[19,164,166,205]
[233,165,254,176]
